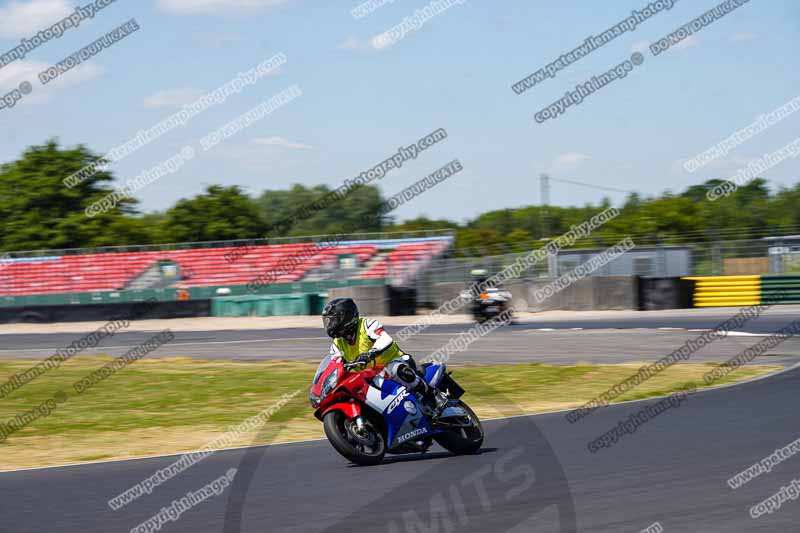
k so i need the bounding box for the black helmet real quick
[322,298,359,339]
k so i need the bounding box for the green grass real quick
[1,358,310,435]
[0,356,782,470]
[454,361,775,416]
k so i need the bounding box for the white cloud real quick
[551,152,590,172]
[630,40,650,54]
[0,60,43,92]
[674,154,756,175]
[370,33,391,51]
[338,35,363,51]
[731,32,756,42]
[143,88,204,108]
[339,34,386,52]
[197,142,295,172]
[252,136,313,150]
[672,35,699,51]
[191,32,242,47]
[47,62,103,88]
[158,0,290,15]
[0,60,103,104]
[0,0,72,39]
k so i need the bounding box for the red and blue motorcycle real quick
[310,354,484,466]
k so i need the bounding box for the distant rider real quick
[468,268,513,317]
[321,298,445,415]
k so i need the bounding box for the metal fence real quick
[688,237,800,276]
[410,237,800,299]
[0,229,456,259]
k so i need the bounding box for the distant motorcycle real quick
[310,354,484,466]
[462,286,514,324]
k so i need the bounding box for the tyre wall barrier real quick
[761,275,800,305]
[638,277,694,310]
[684,276,761,307]
[682,275,800,307]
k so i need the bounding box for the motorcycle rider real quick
[468,269,512,320]
[322,297,446,416]
[470,268,507,295]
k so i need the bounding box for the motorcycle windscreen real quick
[313,354,333,385]
[423,363,445,388]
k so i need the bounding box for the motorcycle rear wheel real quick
[434,402,484,455]
[323,410,386,466]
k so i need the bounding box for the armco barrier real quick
[684,276,761,307]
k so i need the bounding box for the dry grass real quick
[0,357,782,470]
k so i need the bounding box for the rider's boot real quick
[394,356,447,417]
[415,381,448,418]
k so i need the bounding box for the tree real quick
[0,140,142,251]
[5,139,800,257]
[257,183,385,237]
[385,216,459,233]
[162,185,265,242]
[455,228,503,256]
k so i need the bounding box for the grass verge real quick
[0,356,782,470]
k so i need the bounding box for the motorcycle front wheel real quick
[434,401,484,455]
[323,410,386,466]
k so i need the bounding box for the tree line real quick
[1,140,798,256]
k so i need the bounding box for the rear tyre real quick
[323,410,385,466]
[434,402,484,455]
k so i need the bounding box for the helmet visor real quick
[323,313,340,338]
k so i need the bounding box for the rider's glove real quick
[354,350,377,366]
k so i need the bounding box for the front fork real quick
[351,415,369,438]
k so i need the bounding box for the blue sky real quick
[0,0,798,223]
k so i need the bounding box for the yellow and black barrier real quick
[683,276,761,307]
[683,275,800,307]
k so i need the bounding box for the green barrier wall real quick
[211,293,326,317]
[0,278,385,309]
[761,275,800,305]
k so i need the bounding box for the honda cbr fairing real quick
[366,372,436,448]
[312,355,449,451]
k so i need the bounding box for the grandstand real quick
[0,233,453,297]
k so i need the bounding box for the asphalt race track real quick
[2,309,800,532]
[2,308,800,366]
[2,364,799,532]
